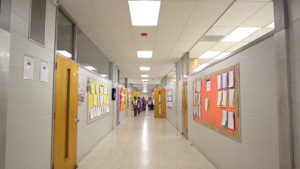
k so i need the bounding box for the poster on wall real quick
[193,64,240,141]
[120,87,127,111]
[87,78,109,123]
[23,56,34,80]
[167,88,173,108]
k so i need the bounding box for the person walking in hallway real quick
[137,97,141,115]
[132,96,138,116]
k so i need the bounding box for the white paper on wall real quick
[106,105,109,113]
[229,70,234,88]
[198,107,202,118]
[206,80,211,91]
[40,62,49,82]
[222,110,227,127]
[23,56,34,80]
[196,80,201,92]
[228,111,235,130]
[229,89,235,107]
[93,95,97,106]
[95,84,99,94]
[205,98,209,111]
[198,94,201,104]
[90,108,94,119]
[217,75,222,90]
[98,95,101,105]
[90,84,94,94]
[222,90,227,107]
[217,91,222,106]
[222,72,228,89]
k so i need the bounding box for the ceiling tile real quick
[61,0,103,26]
[158,1,197,26]
[215,1,268,27]
[156,27,183,42]
[90,0,131,26]
[241,2,274,27]
[186,0,234,27]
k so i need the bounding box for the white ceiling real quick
[59,0,274,85]
[59,0,234,85]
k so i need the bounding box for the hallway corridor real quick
[78,110,216,169]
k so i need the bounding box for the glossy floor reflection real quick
[78,109,216,169]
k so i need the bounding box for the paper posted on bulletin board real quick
[193,64,240,141]
[87,78,110,123]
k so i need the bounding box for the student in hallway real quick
[132,97,138,116]
[137,97,141,115]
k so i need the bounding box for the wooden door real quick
[54,56,79,169]
[154,89,166,118]
[182,80,188,138]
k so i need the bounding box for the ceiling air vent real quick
[200,35,225,42]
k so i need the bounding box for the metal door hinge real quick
[53,112,55,120]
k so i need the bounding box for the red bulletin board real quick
[193,64,240,141]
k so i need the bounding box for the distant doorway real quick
[182,80,188,138]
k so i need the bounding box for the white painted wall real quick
[288,0,300,168]
[77,68,114,161]
[5,0,56,169]
[166,85,177,128]
[187,36,280,169]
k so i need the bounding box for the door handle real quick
[75,118,80,124]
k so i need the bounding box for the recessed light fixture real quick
[199,51,221,59]
[140,66,150,71]
[142,90,148,93]
[141,75,149,78]
[137,51,153,59]
[142,79,149,82]
[128,1,161,26]
[84,65,97,71]
[57,50,72,58]
[222,27,260,42]
[267,22,275,28]
[215,52,230,60]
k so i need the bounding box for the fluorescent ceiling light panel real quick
[140,67,150,71]
[57,50,72,58]
[199,51,221,59]
[137,51,153,59]
[128,1,161,26]
[142,79,149,82]
[222,27,260,42]
[267,22,275,28]
[215,52,230,60]
[141,75,149,78]
[84,66,97,71]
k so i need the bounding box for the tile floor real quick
[78,109,216,169]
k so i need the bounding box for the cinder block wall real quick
[288,0,300,168]
[5,0,56,169]
[187,36,280,169]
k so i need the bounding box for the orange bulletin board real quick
[193,64,240,141]
[120,88,127,111]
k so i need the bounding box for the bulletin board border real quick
[194,64,241,142]
[87,77,110,125]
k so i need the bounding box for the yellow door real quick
[54,56,79,169]
[154,89,166,118]
[182,80,188,138]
